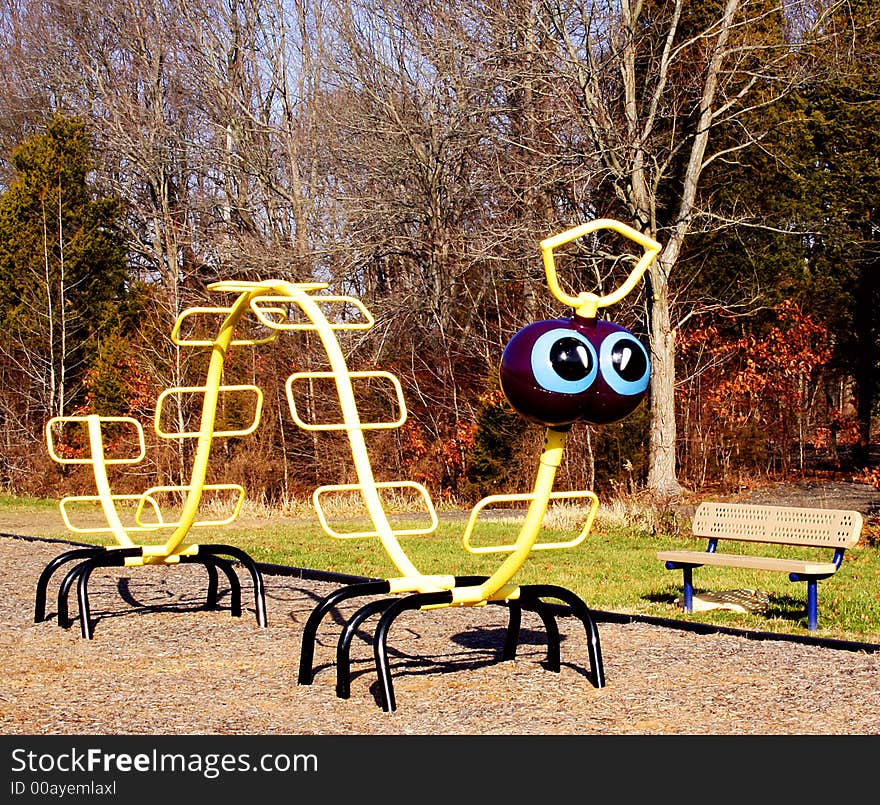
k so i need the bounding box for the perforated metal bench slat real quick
[691,502,862,549]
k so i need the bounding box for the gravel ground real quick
[1,531,879,736]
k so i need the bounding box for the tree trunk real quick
[646,255,682,496]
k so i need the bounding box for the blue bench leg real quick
[806,579,818,631]
[682,567,694,613]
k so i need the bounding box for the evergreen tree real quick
[801,1,880,464]
[0,114,130,431]
[463,392,525,500]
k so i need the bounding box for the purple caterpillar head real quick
[499,317,650,427]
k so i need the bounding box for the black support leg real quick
[197,545,268,627]
[336,598,396,699]
[202,556,219,609]
[373,591,453,713]
[56,562,86,629]
[518,584,605,689]
[211,556,242,617]
[180,554,242,616]
[297,580,391,685]
[500,597,560,670]
[502,601,523,661]
[34,547,104,623]
[55,549,141,638]
[530,598,562,672]
[75,560,99,640]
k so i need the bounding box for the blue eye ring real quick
[529,328,598,394]
[599,331,650,396]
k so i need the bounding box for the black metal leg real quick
[34,548,104,622]
[76,560,98,640]
[315,578,602,711]
[198,545,268,627]
[180,554,242,616]
[83,550,141,639]
[336,598,396,699]
[373,591,453,713]
[212,556,242,617]
[502,600,522,661]
[57,561,87,629]
[529,599,562,672]
[297,580,391,685]
[518,584,605,689]
[500,597,559,669]
[36,544,278,637]
[57,549,140,638]
[203,557,219,608]
[301,576,488,689]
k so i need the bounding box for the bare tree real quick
[174,0,330,274]
[536,0,832,496]
[0,0,858,503]
[319,0,515,434]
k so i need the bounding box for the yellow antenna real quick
[541,218,661,318]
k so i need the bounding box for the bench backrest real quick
[692,502,863,550]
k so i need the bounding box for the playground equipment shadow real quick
[1,533,879,735]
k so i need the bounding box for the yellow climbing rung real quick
[313,481,438,539]
[58,494,163,534]
[461,490,600,554]
[250,294,375,331]
[45,416,146,465]
[285,371,407,431]
[155,385,263,438]
[170,306,282,347]
[133,484,247,528]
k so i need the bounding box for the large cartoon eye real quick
[599,331,650,396]
[500,317,651,428]
[530,328,598,394]
[499,319,598,427]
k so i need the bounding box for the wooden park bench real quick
[657,502,863,631]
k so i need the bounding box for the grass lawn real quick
[3,494,879,643]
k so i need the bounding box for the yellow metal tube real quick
[461,489,599,553]
[157,288,258,558]
[214,279,426,581]
[84,415,136,548]
[279,285,424,580]
[451,427,568,605]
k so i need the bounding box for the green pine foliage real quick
[462,393,526,500]
[800,1,880,458]
[0,115,130,424]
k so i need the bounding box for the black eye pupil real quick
[550,337,593,382]
[611,339,647,381]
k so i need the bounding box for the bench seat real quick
[656,550,839,577]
